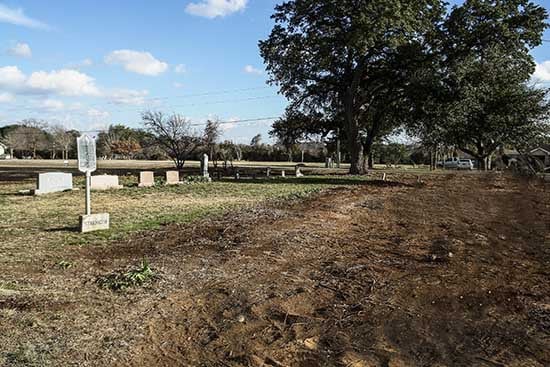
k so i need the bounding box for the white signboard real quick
[77,135,97,173]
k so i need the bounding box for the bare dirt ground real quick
[1,173,549,366]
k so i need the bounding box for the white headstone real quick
[138,171,154,187]
[91,175,123,190]
[33,172,73,195]
[281,170,286,178]
[201,154,209,178]
[295,166,304,177]
[165,171,180,185]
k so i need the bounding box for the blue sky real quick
[0,0,549,143]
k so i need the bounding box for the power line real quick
[2,94,281,115]
[0,86,275,112]
[80,116,281,133]
[105,86,272,105]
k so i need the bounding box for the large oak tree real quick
[260,0,444,174]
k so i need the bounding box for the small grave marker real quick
[91,175,123,190]
[165,171,180,185]
[139,171,154,187]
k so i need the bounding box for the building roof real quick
[530,145,550,155]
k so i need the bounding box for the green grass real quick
[0,175,370,265]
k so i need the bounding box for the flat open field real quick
[1,169,549,366]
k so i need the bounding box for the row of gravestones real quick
[31,165,305,196]
[32,172,123,195]
[138,171,189,187]
[32,171,189,195]
[247,166,303,178]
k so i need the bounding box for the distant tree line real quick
[0,120,79,160]
[0,115,332,167]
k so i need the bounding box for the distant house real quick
[0,142,9,159]
[530,145,550,168]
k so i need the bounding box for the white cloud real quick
[173,82,184,88]
[174,64,186,74]
[0,4,50,29]
[0,66,27,87]
[244,64,262,75]
[40,99,65,110]
[8,42,32,58]
[109,89,149,105]
[105,50,168,76]
[185,0,248,19]
[533,61,550,82]
[0,66,100,97]
[221,116,239,131]
[27,69,101,96]
[0,92,14,103]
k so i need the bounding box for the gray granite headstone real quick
[33,172,73,195]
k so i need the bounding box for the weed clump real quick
[96,259,155,291]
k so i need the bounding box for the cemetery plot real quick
[0,173,548,366]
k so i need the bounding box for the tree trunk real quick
[368,152,374,169]
[344,98,364,175]
[478,157,486,171]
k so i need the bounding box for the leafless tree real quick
[142,111,201,169]
[1,127,26,158]
[20,119,48,159]
[51,125,74,160]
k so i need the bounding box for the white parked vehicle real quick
[443,158,460,169]
[443,158,474,170]
[458,159,474,170]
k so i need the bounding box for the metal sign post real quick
[77,135,109,233]
[77,135,96,215]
